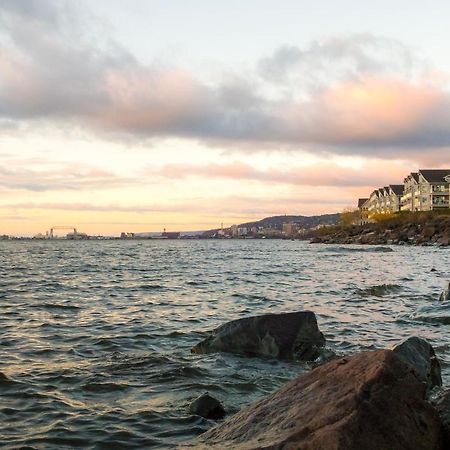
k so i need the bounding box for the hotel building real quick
[358,169,450,222]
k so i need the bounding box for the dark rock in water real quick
[371,246,394,252]
[191,311,325,361]
[433,389,450,447]
[189,393,226,420]
[392,336,442,391]
[439,283,450,302]
[183,350,443,450]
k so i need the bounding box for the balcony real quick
[432,197,449,206]
[432,185,449,193]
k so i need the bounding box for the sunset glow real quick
[1,0,450,235]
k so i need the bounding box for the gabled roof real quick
[419,169,450,183]
[389,184,404,195]
[358,198,369,207]
[404,172,419,183]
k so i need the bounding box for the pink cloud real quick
[150,160,410,188]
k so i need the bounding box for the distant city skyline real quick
[1,0,450,235]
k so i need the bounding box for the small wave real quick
[139,284,165,291]
[354,284,403,297]
[39,303,80,310]
[231,293,271,302]
[407,303,450,325]
[82,381,129,392]
[186,281,207,286]
[327,246,393,253]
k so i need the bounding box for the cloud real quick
[0,164,134,192]
[1,193,348,217]
[149,160,410,188]
[257,34,419,90]
[1,1,450,158]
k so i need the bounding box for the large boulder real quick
[191,311,325,361]
[183,350,444,450]
[392,336,442,391]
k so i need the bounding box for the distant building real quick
[358,198,369,224]
[162,231,180,239]
[282,222,297,236]
[237,227,248,237]
[67,232,89,240]
[400,172,420,211]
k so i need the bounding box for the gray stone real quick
[191,311,325,361]
[392,336,442,391]
[189,393,226,420]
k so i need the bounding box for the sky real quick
[1,0,450,236]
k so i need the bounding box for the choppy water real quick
[1,240,449,449]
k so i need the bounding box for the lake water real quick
[1,240,449,448]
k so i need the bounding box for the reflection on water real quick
[0,240,449,448]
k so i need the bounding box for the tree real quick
[340,207,360,228]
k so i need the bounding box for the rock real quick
[184,350,443,450]
[439,283,450,302]
[422,226,436,238]
[0,372,8,380]
[189,393,226,420]
[433,389,450,447]
[310,347,339,367]
[392,337,442,391]
[191,311,325,361]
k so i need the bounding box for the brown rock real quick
[184,350,444,450]
[422,226,436,238]
[438,234,450,246]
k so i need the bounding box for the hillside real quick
[238,213,341,230]
[201,213,341,237]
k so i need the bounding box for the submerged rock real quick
[439,282,450,302]
[191,311,325,361]
[392,336,442,391]
[183,350,443,450]
[189,393,226,420]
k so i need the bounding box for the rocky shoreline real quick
[309,215,450,246]
[182,311,450,449]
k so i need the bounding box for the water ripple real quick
[0,240,449,448]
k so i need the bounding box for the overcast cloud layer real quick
[1,0,450,158]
